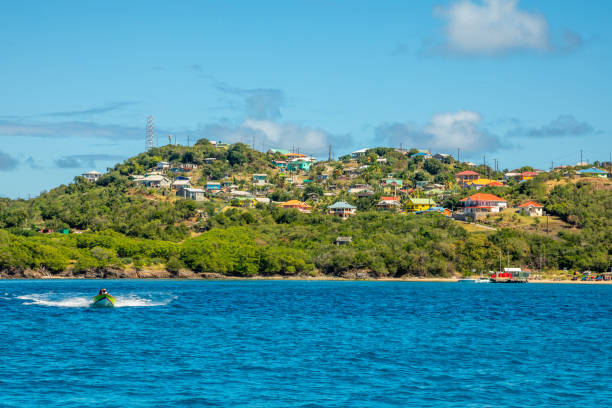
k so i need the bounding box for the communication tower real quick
[145,116,154,151]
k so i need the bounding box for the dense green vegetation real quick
[0,140,610,277]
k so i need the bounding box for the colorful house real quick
[518,201,544,216]
[252,174,268,185]
[460,193,507,214]
[287,159,311,172]
[328,201,357,219]
[465,178,504,190]
[520,171,538,181]
[578,167,608,178]
[455,170,479,184]
[279,200,312,213]
[405,197,437,213]
[381,178,403,194]
[273,160,288,170]
[206,181,221,191]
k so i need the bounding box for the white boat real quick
[457,278,476,283]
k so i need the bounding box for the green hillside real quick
[1,140,610,278]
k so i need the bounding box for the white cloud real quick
[435,0,550,55]
[243,120,329,154]
[376,110,501,155]
[202,119,343,157]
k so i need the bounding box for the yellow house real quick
[405,197,437,213]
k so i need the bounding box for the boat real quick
[475,277,492,283]
[91,290,115,307]
[457,278,476,283]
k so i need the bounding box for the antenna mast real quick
[145,116,154,151]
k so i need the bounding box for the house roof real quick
[456,170,479,176]
[518,201,543,208]
[280,200,311,208]
[487,181,505,187]
[380,196,399,201]
[145,175,169,182]
[408,198,437,205]
[172,179,191,185]
[521,171,538,176]
[328,201,356,209]
[578,167,607,174]
[84,170,101,175]
[461,193,506,202]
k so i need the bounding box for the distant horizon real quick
[1,0,611,197]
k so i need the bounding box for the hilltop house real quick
[328,201,356,219]
[434,153,451,162]
[519,171,538,181]
[381,178,403,194]
[518,201,544,216]
[578,167,608,178]
[142,174,171,188]
[206,181,221,191]
[460,193,507,214]
[412,151,432,159]
[273,160,288,170]
[279,200,312,213]
[405,197,437,213]
[465,178,504,190]
[351,148,369,158]
[287,159,311,172]
[376,196,401,211]
[455,170,479,184]
[252,174,268,185]
[171,178,191,190]
[176,188,206,201]
[157,161,170,170]
[82,170,102,182]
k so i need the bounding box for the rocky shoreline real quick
[2,268,611,284]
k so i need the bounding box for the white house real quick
[82,170,102,182]
[177,188,206,201]
[518,201,544,216]
[171,178,192,190]
[143,174,171,188]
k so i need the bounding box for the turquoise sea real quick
[0,280,610,407]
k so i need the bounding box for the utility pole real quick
[580,149,583,165]
[328,145,332,162]
[187,135,190,147]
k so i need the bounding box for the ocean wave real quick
[16,293,174,308]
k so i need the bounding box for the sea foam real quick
[16,293,173,308]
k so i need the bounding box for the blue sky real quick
[1,0,610,198]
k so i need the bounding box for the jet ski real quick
[91,289,115,307]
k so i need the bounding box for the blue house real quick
[578,167,608,178]
[206,181,221,191]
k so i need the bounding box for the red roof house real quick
[460,193,508,214]
[455,170,480,184]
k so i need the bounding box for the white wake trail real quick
[16,293,174,308]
